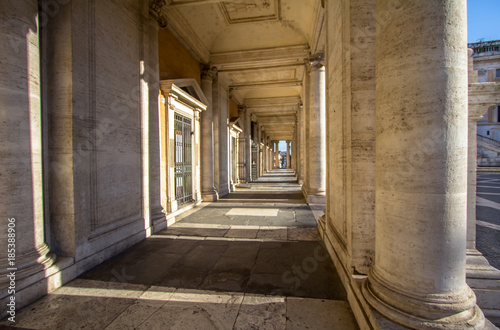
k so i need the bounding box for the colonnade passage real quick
[0,170,358,329]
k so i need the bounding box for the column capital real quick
[201,66,218,82]
[238,105,247,116]
[307,53,325,71]
[149,0,168,28]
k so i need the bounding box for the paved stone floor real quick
[476,173,500,270]
[1,169,358,329]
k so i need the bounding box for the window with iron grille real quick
[174,113,193,205]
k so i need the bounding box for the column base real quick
[362,269,485,329]
[201,190,219,202]
[304,189,326,205]
[0,243,57,290]
[467,249,500,326]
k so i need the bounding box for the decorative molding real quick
[168,97,176,111]
[230,80,302,90]
[150,0,168,28]
[245,96,301,108]
[219,0,280,24]
[160,79,208,111]
[307,52,325,70]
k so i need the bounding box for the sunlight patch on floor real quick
[226,208,279,216]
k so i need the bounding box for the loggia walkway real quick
[1,170,358,329]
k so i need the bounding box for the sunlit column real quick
[305,54,326,204]
[244,108,252,182]
[362,1,484,328]
[286,140,291,169]
[0,0,56,293]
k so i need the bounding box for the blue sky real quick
[468,0,500,43]
[279,140,287,152]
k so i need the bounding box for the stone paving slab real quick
[476,174,500,270]
[0,170,357,329]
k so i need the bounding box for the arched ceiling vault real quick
[163,0,325,141]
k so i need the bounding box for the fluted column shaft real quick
[362,1,484,328]
[200,68,218,201]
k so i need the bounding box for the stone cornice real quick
[211,45,310,71]
[245,96,301,108]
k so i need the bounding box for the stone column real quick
[270,140,273,168]
[305,54,326,204]
[263,132,267,173]
[286,140,291,169]
[299,98,306,186]
[200,67,218,201]
[362,1,484,328]
[0,0,56,294]
[257,124,262,177]
[273,141,278,168]
[252,119,258,178]
[267,136,272,172]
[244,107,252,183]
[276,141,279,169]
[147,5,165,229]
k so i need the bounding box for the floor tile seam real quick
[128,287,179,330]
[231,294,245,330]
[168,225,315,231]
[157,234,320,243]
[102,284,170,330]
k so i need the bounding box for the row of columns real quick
[200,3,488,328]
[319,1,484,329]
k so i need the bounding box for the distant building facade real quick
[469,40,500,166]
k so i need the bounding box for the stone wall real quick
[322,0,376,327]
[323,0,376,276]
[0,0,162,314]
[45,0,161,267]
[158,28,201,84]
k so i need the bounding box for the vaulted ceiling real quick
[163,0,325,141]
